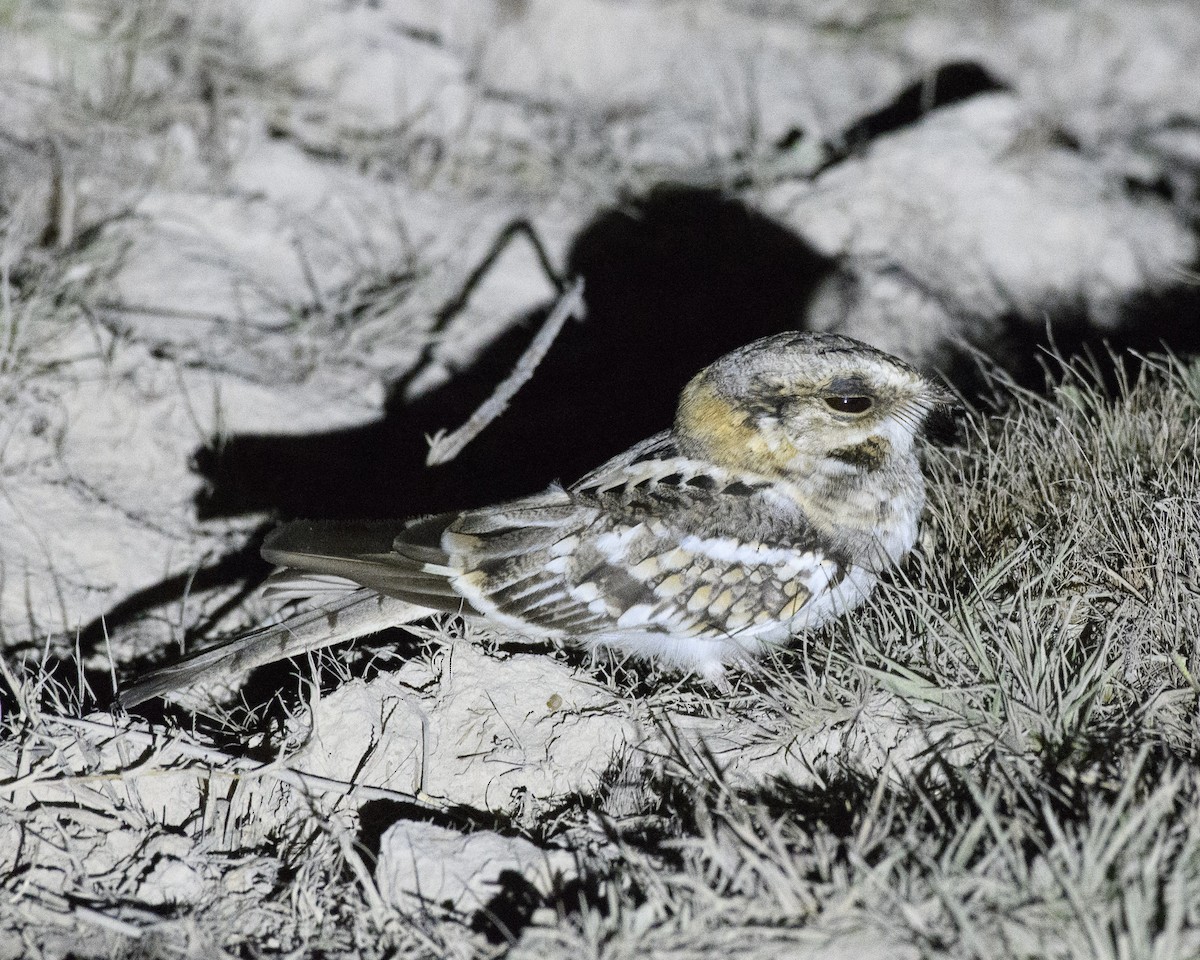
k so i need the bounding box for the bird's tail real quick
[119,589,428,708]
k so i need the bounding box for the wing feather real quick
[263,518,472,613]
[258,457,837,649]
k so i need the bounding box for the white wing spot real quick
[595,525,646,560]
[570,581,601,603]
[617,604,655,628]
[549,535,580,557]
[680,535,808,567]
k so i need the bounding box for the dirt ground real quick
[2,2,1200,957]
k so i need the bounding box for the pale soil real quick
[1,2,1198,957]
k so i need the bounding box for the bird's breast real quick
[776,452,924,572]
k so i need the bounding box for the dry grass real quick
[3,1,1200,957]
[4,351,1199,958]
[553,353,1200,960]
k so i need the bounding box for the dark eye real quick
[824,396,873,414]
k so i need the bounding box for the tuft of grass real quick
[5,9,1200,954]
[535,351,1200,959]
[8,348,1200,957]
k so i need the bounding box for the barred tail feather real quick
[120,589,429,708]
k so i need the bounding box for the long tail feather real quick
[120,589,430,708]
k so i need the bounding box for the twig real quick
[425,277,585,466]
[71,903,151,939]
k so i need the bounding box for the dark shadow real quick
[836,60,1009,154]
[75,523,273,652]
[193,186,834,523]
[951,283,1200,401]
[774,60,1010,174]
[89,185,833,690]
[88,55,1200,687]
[359,801,593,946]
[357,800,522,861]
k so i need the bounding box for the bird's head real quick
[673,332,954,479]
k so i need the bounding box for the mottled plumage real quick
[122,332,951,706]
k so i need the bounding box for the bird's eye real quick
[825,395,873,414]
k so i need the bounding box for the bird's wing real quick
[571,457,847,639]
[445,448,848,644]
[260,496,615,636]
[433,493,619,636]
[570,430,679,488]
[262,437,846,647]
[261,517,470,614]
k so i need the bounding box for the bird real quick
[120,331,953,707]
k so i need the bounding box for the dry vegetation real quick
[2,1,1200,958]
[5,354,1200,959]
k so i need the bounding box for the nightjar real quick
[122,331,951,706]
